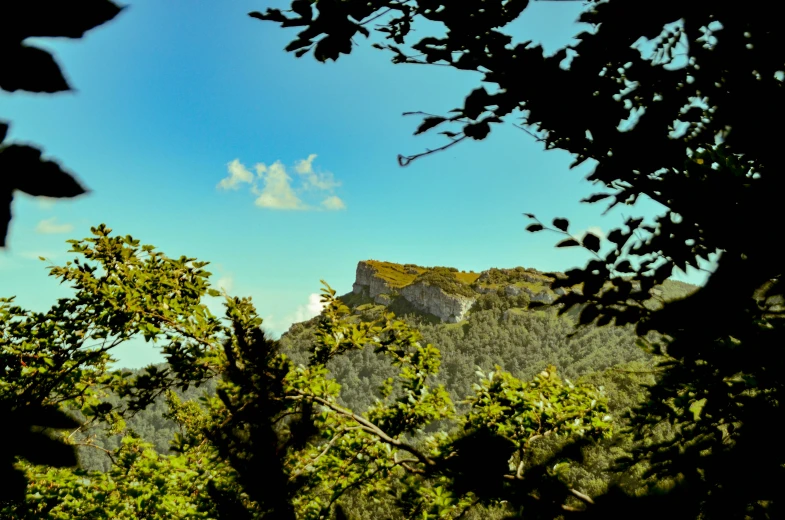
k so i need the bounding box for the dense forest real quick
[39,260,693,519]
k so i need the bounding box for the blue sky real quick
[0,1,710,368]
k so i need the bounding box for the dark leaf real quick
[0,122,8,143]
[556,238,580,247]
[285,39,312,52]
[463,87,490,120]
[0,45,70,93]
[579,304,600,325]
[249,9,288,23]
[463,121,490,140]
[582,232,601,253]
[597,313,614,326]
[1,0,124,41]
[16,431,78,467]
[553,218,569,231]
[607,229,627,247]
[18,405,81,429]
[1,189,12,248]
[581,193,612,203]
[290,0,313,20]
[0,144,88,197]
[443,430,515,499]
[522,213,535,219]
[415,116,447,135]
[526,223,544,232]
[0,467,27,502]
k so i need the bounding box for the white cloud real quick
[37,197,57,210]
[295,153,340,191]
[291,293,327,323]
[217,159,254,190]
[215,275,234,294]
[35,217,73,235]
[321,195,346,211]
[254,161,308,210]
[221,155,345,211]
[263,293,327,337]
[585,226,606,239]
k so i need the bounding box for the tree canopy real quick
[2,227,616,518]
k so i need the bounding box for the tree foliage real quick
[2,228,614,518]
[252,1,784,517]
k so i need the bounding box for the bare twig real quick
[289,392,435,466]
[397,135,468,167]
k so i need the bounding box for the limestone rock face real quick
[349,261,557,324]
[352,261,392,298]
[399,282,475,323]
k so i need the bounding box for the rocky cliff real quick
[349,260,555,324]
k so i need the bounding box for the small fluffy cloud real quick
[291,293,327,323]
[262,293,328,338]
[215,275,234,294]
[254,161,308,210]
[219,154,346,211]
[217,159,254,190]
[321,195,346,210]
[35,217,73,235]
[295,154,340,191]
[37,197,57,210]
[585,226,606,239]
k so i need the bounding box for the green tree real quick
[0,225,223,503]
[1,2,125,500]
[252,1,784,517]
[3,228,613,518]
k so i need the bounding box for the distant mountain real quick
[78,260,697,471]
[334,259,697,324]
[278,260,698,414]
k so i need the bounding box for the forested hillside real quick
[76,260,695,485]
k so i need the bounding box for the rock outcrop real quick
[399,283,475,324]
[351,261,475,322]
[352,261,393,302]
[349,260,558,324]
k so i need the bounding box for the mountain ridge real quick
[343,259,697,325]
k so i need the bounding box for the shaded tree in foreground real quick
[252,0,784,517]
[1,2,125,500]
